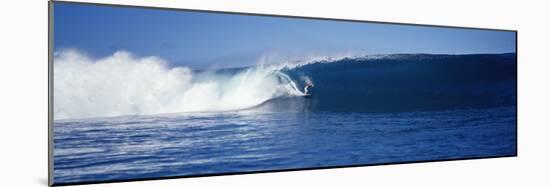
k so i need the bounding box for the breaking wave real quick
[54,50,517,120]
[54,50,305,120]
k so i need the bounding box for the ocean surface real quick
[53,53,517,184]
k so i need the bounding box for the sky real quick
[54,2,516,69]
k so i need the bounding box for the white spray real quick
[54,50,304,120]
[301,76,315,95]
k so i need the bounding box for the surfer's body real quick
[303,83,314,97]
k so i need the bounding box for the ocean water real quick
[53,53,517,184]
[53,106,516,184]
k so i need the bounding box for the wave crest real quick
[54,50,304,120]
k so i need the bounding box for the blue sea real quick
[53,53,517,184]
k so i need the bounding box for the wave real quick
[278,53,517,113]
[54,51,517,120]
[54,50,305,120]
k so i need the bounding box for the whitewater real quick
[54,50,308,120]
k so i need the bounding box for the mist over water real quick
[54,50,304,120]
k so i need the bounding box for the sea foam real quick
[54,50,303,120]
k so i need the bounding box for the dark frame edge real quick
[515,31,519,157]
[48,0,55,186]
[51,0,516,33]
[51,154,517,186]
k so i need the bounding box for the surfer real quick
[304,82,314,96]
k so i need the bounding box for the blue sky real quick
[54,2,516,68]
